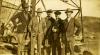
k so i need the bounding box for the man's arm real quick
[74,19,82,36]
[10,12,22,32]
[10,12,22,26]
[42,18,46,33]
[28,17,36,36]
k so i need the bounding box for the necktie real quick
[65,18,68,23]
[38,16,41,23]
[65,18,68,31]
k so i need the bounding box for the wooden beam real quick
[31,0,36,16]
[41,0,46,11]
[2,5,22,11]
[35,8,80,12]
[31,0,36,55]
[3,1,18,7]
[0,0,2,14]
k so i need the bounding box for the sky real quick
[39,0,100,17]
[2,0,100,18]
[82,0,100,17]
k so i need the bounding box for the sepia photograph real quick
[0,0,100,55]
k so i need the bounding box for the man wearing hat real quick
[42,9,54,55]
[29,8,46,55]
[11,3,31,55]
[64,8,81,55]
[50,11,62,55]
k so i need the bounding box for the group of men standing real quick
[10,5,81,55]
[29,8,81,55]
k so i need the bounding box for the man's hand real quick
[45,39,50,47]
[52,27,57,32]
[74,35,82,41]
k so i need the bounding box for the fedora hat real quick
[65,8,73,13]
[46,9,53,13]
[54,11,61,15]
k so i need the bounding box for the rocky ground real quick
[81,16,100,55]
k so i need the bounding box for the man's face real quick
[37,12,42,16]
[55,15,60,19]
[47,13,52,16]
[66,12,72,17]
[24,7,28,13]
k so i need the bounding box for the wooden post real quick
[31,0,36,16]
[0,0,2,14]
[31,0,36,55]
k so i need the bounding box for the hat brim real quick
[46,11,53,13]
[54,12,61,15]
[65,11,73,13]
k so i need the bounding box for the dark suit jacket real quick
[44,17,62,44]
[43,16,55,45]
[11,12,31,33]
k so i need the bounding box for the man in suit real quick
[51,11,62,55]
[29,8,46,55]
[64,8,81,55]
[42,9,54,55]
